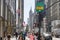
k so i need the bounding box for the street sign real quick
[36,2,44,13]
[36,6,44,10]
[37,0,44,2]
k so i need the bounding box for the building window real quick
[52,0,57,4]
[59,7,60,17]
[59,3,60,16]
[5,6,7,20]
[59,8,60,11]
[59,3,60,6]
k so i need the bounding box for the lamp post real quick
[37,13,43,40]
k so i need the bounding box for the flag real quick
[16,9,20,16]
[22,22,26,27]
[18,13,20,16]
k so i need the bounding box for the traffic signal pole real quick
[36,0,60,40]
[37,13,43,40]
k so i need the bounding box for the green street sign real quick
[36,2,44,13]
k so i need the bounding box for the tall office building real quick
[51,0,60,20]
[46,0,60,24]
[17,0,24,32]
[46,0,60,32]
[29,8,38,32]
[29,8,33,31]
[0,0,16,38]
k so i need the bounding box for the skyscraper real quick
[46,0,60,24]
[0,0,16,38]
[46,0,60,32]
[29,8,33,30]
[17,0,24,32]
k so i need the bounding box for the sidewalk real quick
[3,36,18,40]
[52,37,60,40]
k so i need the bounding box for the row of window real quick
[0,0,4,16]
[0,0,15,22]
[52,0,57,4]
[47,0,60,21]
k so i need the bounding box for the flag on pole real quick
[16,9,20,16]
[22,22,26,27]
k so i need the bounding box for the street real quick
[3,37,18,40]
[52,37,60,40]
[3,36,60,40]
[11,37,60,40]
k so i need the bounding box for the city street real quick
[11,37,60,40]
[3,37,18,40]
[0,0,60,40]
[3,36,60,40]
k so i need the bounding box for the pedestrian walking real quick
[4,36,7,40]
[40,36,45,40]
[37,33,41,40]
[14,32,18,40]
[25,32,30,40]
[18,35,23,40]
[23,32,26,40]
[29,33,34,40]
[34,34,38,40]
[7,34,11,40]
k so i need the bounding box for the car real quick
[53,28,60,38]
[42,32,52,40]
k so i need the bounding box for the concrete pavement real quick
[3,36,60,40]
[3,36,18,40]
[52,37,60,40]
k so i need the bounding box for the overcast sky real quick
[24,0,35,24]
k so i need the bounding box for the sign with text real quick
[36,1,44,13]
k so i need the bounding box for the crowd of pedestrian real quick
[19,32,38,40]
[3,32,44,40]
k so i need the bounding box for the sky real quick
[16,0,18,24]
[24,0,35,24]
[16,0,48,24]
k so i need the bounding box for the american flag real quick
[16,9,20,16]
[22,22,26,27]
